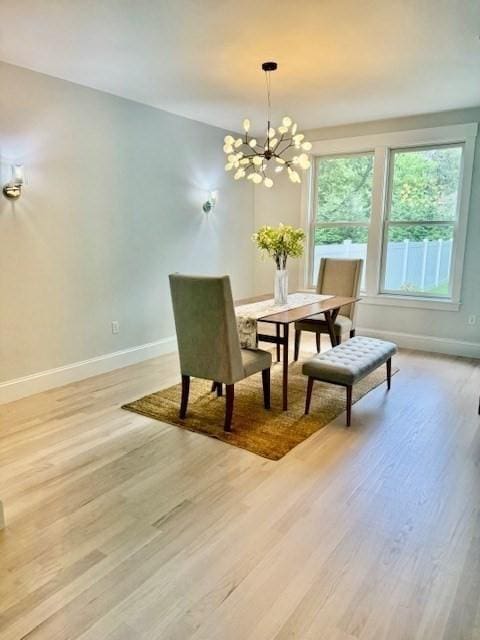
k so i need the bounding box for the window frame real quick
[309,151,374,291]
[300,123,477,311]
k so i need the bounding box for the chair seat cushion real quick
[302,336,397,386]
[241,348,272,379]
[295,314,352,335]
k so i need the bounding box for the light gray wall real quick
[254,107,480,348]
[254,178,302,296]
[0,62,254,383]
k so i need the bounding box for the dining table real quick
[235,292,360,411]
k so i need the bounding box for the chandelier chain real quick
[264,69,272,124]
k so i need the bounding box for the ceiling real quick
[1,0,479,132]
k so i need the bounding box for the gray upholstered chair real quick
[294,258,363,360]
[169,274,272,431]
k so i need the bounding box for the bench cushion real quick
[302,336,397,386]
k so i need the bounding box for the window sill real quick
[359,294,460,312]
[297,288,460,311]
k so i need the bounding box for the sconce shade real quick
[12,164,24,184]
[2,163,25,200]
[202,190,218,213]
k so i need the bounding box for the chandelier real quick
[223,61,312,188]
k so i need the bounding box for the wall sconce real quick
[3,164,25,200]
[202,190,218,213]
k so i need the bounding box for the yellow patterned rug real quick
[122,361,395,460]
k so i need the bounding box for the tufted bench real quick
[302,336,397,426]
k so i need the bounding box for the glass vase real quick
[274,269,288,305]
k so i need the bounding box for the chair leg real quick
[224,384,234,432]
[386,358,392,390]
[315,332,321,353]
[337,334,342,345]
[211,381,217,393]
[180,375,190,419]
[350,329,356,338]
[262,368,271,410]
[305,377,314,415]
[217,383,223,397]
[294,329,301,361]
[346,385,352,426]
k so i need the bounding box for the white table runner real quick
[236,292,333,349]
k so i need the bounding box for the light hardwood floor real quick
[1,336,479,640]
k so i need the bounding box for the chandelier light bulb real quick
[222,62,311,187]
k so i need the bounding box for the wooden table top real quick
[235,293,360,324]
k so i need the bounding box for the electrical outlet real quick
[467,314,476,326]
[111,320,120,334]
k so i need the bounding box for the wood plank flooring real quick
[1,336,479,639]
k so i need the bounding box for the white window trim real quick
[300,123,477,311]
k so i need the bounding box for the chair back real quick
[169,274,244,384]
[316,258,363,323]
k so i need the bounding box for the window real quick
[302,124,477,309]
[381,145,463,297]
[312,153,373,289]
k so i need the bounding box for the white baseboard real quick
[2,328,478,405]
[0,336,177,405]
[357,327,480,359]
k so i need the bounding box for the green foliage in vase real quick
[252,223,305,270]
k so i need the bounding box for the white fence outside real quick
[313,238,453,294]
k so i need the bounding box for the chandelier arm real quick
[273,133,285,150]
[275,141,295,156]
[274,138,294,154]
[240,152,260,161]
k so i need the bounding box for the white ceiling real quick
[1,0,479,132]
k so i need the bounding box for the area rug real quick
[122,361,396,460]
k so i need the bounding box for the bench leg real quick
[346,385,352,427]
[305,377,314,415]
[386,358,392,390]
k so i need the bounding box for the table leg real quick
[324,310,338,348]
[282,323,289,411]
[276,324,281,362]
